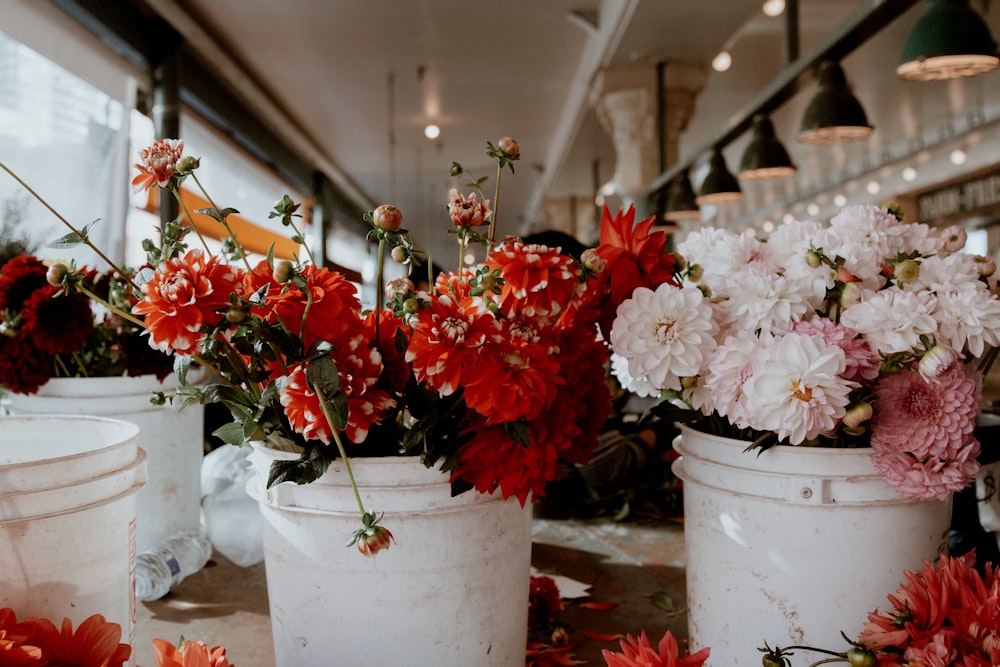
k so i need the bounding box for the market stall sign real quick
[917,171,1000,222]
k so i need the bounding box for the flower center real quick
[502,350,528,370]
[440,317,468,344]
[654,317,677,343]
[791,379,813,402]
[904,386,936,417]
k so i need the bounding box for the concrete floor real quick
[132,516,689,667]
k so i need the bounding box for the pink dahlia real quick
[790,316,879,383]
[131,138,184,192]
[871,365,980,461]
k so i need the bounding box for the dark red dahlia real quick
[21,284,94,354]
[0,254,49,313]
[0,334,53,394]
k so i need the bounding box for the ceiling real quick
[128,0,999,264]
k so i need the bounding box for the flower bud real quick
[356,525,395,557]
[403,297,420,314]
[224,307,246,324]
[919,344,958,381]
[391,246,408,264]
[940,224,967,253]
[46,262,69,287]
[273,259,294,284]
[839,281,863,308]
[175,155,200,174]
[373,204,403,231]
[893,258,920,284]
[580,248,606,274]
[974,255,997,279]
[804,250,822,269]
[842,402,873,429]
[688,264,704,283]
[385,276,414,302]
[498,136,520,159]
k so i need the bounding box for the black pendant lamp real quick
[696,150,743,206]
[898,0,999,81]
[738,115,797,180]
[798,61,873,144]
[662,169,701,222]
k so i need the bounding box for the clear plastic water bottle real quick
[135,529,214,601]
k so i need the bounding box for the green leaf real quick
[305,354,340,396]
[212,422,246,447]
[649,591,678,613]
[267,451,330,487]
[47,232,84,249]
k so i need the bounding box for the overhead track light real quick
[897,0,999,81]
[662,169,701,222]
[798,61,873,144]
[738,114,797,180]
[696,150,743,206]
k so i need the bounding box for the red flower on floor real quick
[20,614,131,667]
[152,638,234,667]
[601,629,709,667]
[0,608,46,667]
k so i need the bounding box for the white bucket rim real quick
[0,414,140,471]
[247,443,507,514]
[674,424,926,506]
[0,448,147,522]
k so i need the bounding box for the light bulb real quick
[807,203,820,216]
[424,124,440,139]
[902,166,917,182]
[712,51,732,72]
[834,194,847,207]
[950,149,967,165]
[866,180,881,195]
[762,0,785,17]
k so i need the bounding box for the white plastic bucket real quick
[0,415,146,665]
[6,375,204,552]
[246,444,533,666]
[672,425,951,667]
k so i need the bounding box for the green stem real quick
[0,161,135,291]
[488,163,502,244]
[374,238,385,344]
[314,385,367,517]
[457,233,467,275]
[189,174,254,271]
[169,183,213,256]
[286,216,316,265]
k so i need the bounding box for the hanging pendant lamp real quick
[662,169,701,221]
[798,61,873,144]
[898,0,999,81]
[696,150,743,206]
[739,115,797,180]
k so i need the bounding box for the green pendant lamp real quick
[662,169,702,221]
[798,61,874,144]
[898,0,999,81]
[696,150,743,206]
[739,114,797,180]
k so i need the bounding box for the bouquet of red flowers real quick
[0,255,173,394]
[1,137,677,552]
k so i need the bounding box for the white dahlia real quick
[741,332,856,445]
[609,283,718,392]
[839,287,938,355]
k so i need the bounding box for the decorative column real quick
[594,68,658,218]
[593,64,705,219]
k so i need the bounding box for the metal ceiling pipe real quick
[648,0,922,197]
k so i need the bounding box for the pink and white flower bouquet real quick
[609,203,1000,500]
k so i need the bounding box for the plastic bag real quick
[200,444,264,567]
